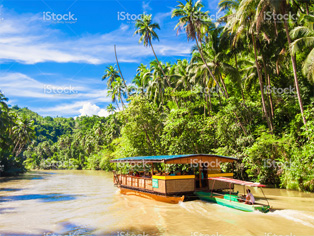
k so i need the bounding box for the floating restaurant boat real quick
[111,154,236,204]
[111,154,271,212]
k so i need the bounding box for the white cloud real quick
[97,108,111,117]
[0,8,192,65]
[0,72,110,101]
[79,102,110,117]
[153,10,173,26]
[142,1,152,12]
[0,72,113,117]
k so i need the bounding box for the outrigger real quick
[196,177,271,213]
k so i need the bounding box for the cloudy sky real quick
[0,0,220,117]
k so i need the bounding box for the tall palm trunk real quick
[194,37,224,97]
[252,34,273,132]
[261,54,275,119]
[306,3,309,15]
[149,38,179,106]
[283,12,307,126]
[115,100,120,111]
[114,45,129,95]
[267,74,274,117]
[149,38,171,86]
[219,71,229,98]
[235,53,246,104]
[194,30,247,135]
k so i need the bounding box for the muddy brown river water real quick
[0,170,313,236]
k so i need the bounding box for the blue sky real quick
[0,0,220,117]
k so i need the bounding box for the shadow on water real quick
[0,193,81,203]
[0,188,23,192]
[0,207,15,214]
[0,172,52,183]
[0,222,164,236]
[102,226,163,236]
[0,222,96,236]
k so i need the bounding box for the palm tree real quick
[134,14,170,86]
[106,104,116,115]
[147,61,168,106]
[0,92,12,151]
[108,77,127,110]
[102,65,120,89]
[107,83,120,110]
[290,14,314,83]
[133,64,151,96]
[114,45,129,94]
[226,0,273,132]
[12,116,36,157]
[189,56,216,116]
[253,0,307,126]
[172,0,224,96]
[205,27,242,98]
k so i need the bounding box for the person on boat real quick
[169,171,175,176]
[175,168,181,175]
[135,172,140,177]
[245,189,255,205]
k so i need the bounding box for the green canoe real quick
[195,191,270,213]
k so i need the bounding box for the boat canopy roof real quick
[110,154,237,164]
[208,177,266,187]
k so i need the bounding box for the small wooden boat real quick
[196,177,271,213]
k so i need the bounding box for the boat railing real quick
[113,174,153,191]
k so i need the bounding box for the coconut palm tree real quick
[189,55,216,116]
[107,82,120,110]
[172,0,224,96]
[109,77,127,110]
[253,0,307,126]
[147,61,168,106]
[134,14,170,86]
[290,14,314,82]
[102,65,120,89]
[106,104,116,115]
[226,0,273,132]
[12,116,35,157]
[133,64,151,96]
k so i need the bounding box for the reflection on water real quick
[0,170,314,236]
[1,193,79,202]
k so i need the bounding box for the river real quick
[0,170,313,236]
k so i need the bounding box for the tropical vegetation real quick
[1,0,313,192]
